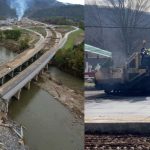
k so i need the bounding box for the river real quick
[0,46,84,150]
[48,66,83,93]
[0,46,17,65]
[9,85,83,150]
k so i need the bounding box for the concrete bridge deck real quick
[0,27,49,79]
[0,22,78,102]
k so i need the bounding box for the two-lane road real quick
[85,90,150,123]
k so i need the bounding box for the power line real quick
[85,25,150,29]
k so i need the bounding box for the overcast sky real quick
[58,0,84,5]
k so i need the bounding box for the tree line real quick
[43,17,84,30]
[0,29,21,41]
[53,42,84,78]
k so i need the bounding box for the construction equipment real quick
[95,50,150,94]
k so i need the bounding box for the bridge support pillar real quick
[45,64,49,71]
[40,69,44,76]
[25,61,29,67]
[0,76,5,86]
[14,89,22,100]
[17,66,22,72]
[35,54,38,59]
[34,75,39,82]
[30,57,34,63]
[25,82,31,90]
[8,71,14,78]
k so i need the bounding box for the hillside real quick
[0,0,16,19]
[85,5,150,66]
[1,0,83,22]
[26,0,64,12]
[28,5,84,21]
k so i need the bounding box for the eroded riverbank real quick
[36,67,84,120]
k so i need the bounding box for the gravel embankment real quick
[0,99,28,150]
[85,134,150,150]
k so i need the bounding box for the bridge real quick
[0,20,78,105]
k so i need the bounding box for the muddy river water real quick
[48,66,83,93]
[9,85,83,150]
[0,46,17,65]
[0,46,84,150]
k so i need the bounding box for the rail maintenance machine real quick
[95,50,150,94]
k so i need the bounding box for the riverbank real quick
[0,119,28,150]
[0,99,28,150]
[36,72,84,120]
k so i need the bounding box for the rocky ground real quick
[85,134,150,150]
[36,72,84,120]
[0,120,28,150]
[0,99,28,150]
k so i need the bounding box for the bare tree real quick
[85,0,105,49]
[107,0,150,56]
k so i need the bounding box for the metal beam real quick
[85,44,112,58]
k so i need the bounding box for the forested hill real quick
[0,0,83,22]
[0,0,16,19]
[26,0,64,13]
[85,5,150,66]
[28,5,84,22]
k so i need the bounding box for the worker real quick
[141,40,147,54]
[141,47,146,55]
[141,47,147,66]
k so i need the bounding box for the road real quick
[0,27,46,79]
[85,89,150,123]
[0,22,79,100]
[57,26,79,49]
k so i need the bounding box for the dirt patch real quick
[0,41,20,53]
[35,72,84,120]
